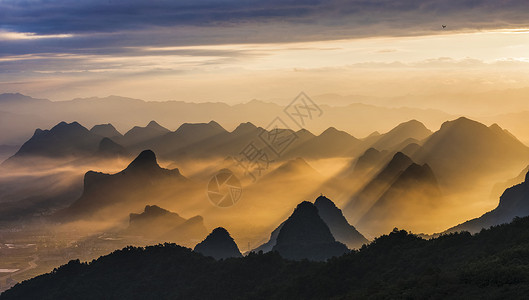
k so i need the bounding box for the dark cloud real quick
[1,0,529,66]
[2,0,529,36]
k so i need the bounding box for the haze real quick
[2,1,529,296]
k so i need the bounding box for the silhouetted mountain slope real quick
[353,147,385,174]
[2,121,104,166]
[128,205,186,234]
[127,205,207,246]
[491,164,529,199]
[357,162,442,235]
[286,127,361,158]
[340,147,391,184]
[367,120,432,151]
[414,117,529,188]
[122,121,170,146]
[448,170,529,234]
[96,137,128,158]
[344,152,414,223]
[193,227,242,260]
[315,148,391,204]
[89,123,122,139]
[8,216,529,299]
[314,196,368,249]
[0,93,50,104]
[399,141,422,157]
[54,150,187,221]
[261,157,319,180]
[252,222,285,253]
[252,197,367,252]
[272,201,349,261]
[143,121,230,159]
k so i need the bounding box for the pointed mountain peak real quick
[146,120,169,132]
[296,128,316,138]
[489,123,502,131]
[124,150,159,171]
[389,151,413,166]
[91,123,122,137]
[321,126,339,134]
[193,227,242,260]
[367,131,381,138]
[320,127,352,139]
[272,201,349,260]
[440,117,483,131]
[389,119,431,134]
[232,122,257,134]
[314,195,336,208]
[207,120,223,129]
[364,147,380,156]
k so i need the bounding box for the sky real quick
[2,0,529,111]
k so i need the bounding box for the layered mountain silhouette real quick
[270,201,349,261]
[2,118,441,167]
[344,152,442,235]
[193,227,242,260]
[122,121,170,146]
[285,127,361,158]
[96,137,129,158]
[253,196,366,253]
[54,150,187,221]
[90,123,123,140]
[365,119,432,151]
[447,170,529,234]
[3,121,104,166]
[356,162,442,235]
[344,152,414,222]
[0,93,453,147]
[413,117,529,188]
[126,205,207,246]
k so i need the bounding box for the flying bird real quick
[442,25,447,29]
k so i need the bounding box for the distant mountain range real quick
[1,117,437,166]
[5,116,528,239]
[0,92,453,146]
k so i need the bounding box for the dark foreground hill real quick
[6,216,529,299]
